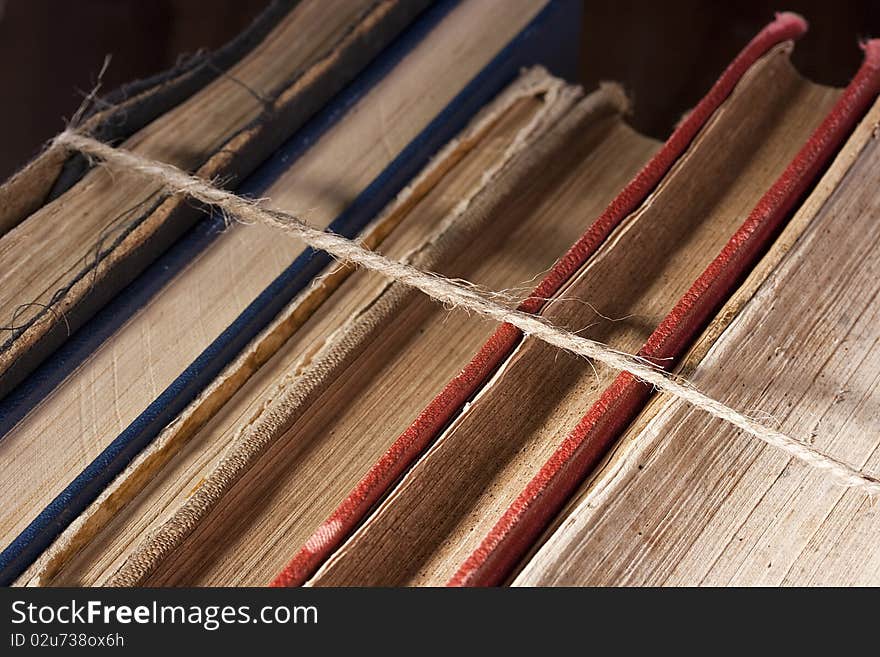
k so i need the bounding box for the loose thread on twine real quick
[53,130,880,495]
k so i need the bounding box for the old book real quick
[1,0,578,584]
[513,96,880,586]
[2,4,878,590]
[57,12,863,588]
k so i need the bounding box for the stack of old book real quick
[0,0,877,587]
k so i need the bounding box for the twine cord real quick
[53,130,880,495]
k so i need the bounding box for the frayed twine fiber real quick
[53,130,880,496]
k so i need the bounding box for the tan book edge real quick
[513,97,880,587]
[0,143,71,236]
[0,0,547,555]
[305,43,843,586]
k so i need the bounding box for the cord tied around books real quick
[52,129,880,496]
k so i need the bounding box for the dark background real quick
[1,0,878,182]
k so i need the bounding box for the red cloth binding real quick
[450,37,880,587]
[271,12,811,587]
